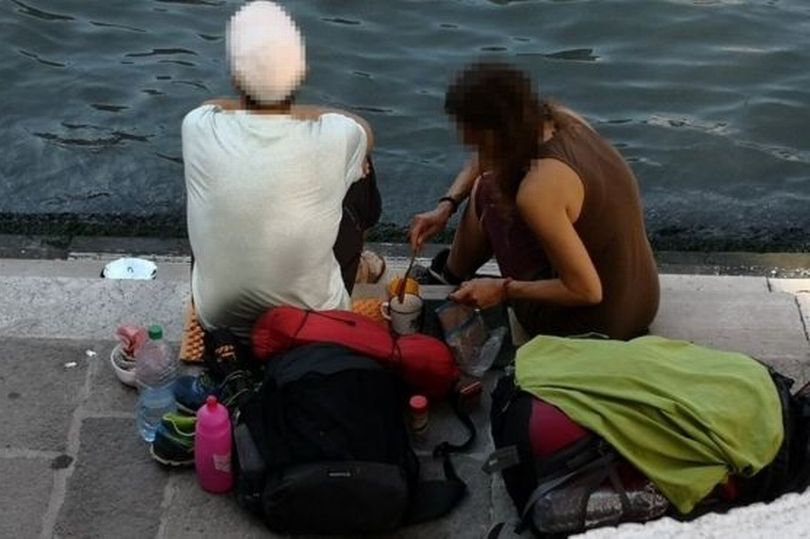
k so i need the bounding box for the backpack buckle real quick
[482,446,521,474]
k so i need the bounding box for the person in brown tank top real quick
[409,62,659,340]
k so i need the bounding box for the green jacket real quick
[515,335,783,513]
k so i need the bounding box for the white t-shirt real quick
[182,104,367,340]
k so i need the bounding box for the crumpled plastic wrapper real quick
[101,258,157,280]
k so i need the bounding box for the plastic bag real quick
[533,465,670,533]
[436,302,506,377]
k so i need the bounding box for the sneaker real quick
[203,329,242,379]
[355,250,387,284]
[174,329,257,414]
[150,412,195,466]
[174,369,254,415]
[413,248,463,286]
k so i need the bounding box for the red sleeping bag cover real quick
[252,306,460,399]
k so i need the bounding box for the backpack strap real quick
[432,389,478,457]
[566,457,628,533]
[486,522,507,539]
[606,461,632,513]
[405,388,478,524]
[482,446,522,474]
[405,450,468,524]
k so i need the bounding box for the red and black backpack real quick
[232,343,471,535]
[485,373,669,537]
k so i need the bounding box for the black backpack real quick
[233,343,467,535]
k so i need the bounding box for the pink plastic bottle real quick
[195,396,234,493]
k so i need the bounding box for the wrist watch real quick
[438,195,459,215]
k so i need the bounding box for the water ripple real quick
[170,80,209,91]
[518,48,599,61]
[18,49,65,68]
[153,0,224,5]
[321,17,362,26]
[125,48,198,58]
[89,21,147,33]
[158,59,196,67]
[90,104,129,112]
[61,122,102,130]
[33,129,152,148]
[645,114,732,136]
[736,141,809,164]
[10,0,74,22]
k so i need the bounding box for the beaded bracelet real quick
[502,277,513,303]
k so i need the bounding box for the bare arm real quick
[449,159,601,309]
[442,154,481,209]
[408,155,481,250]
[510,160,602,306]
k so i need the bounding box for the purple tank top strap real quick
[474,174,553,281]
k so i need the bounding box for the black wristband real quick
[438,196,459,215]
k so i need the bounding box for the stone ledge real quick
[0,277,190,340]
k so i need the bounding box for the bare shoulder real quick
[517,158,584,218]
[519,159,581,199]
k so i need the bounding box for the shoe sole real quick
[149,445,194,467]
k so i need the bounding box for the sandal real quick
[355,250,387,284]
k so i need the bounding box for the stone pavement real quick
[0,255,808,539]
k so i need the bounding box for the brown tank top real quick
[475,116,660,340]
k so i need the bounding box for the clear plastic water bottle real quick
[135,325,178,442]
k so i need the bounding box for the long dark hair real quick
[445,62,550,201]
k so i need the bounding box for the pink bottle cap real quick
[409,395,428,413]
[206,395,218,410]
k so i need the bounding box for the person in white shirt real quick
[182,0,380,341]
